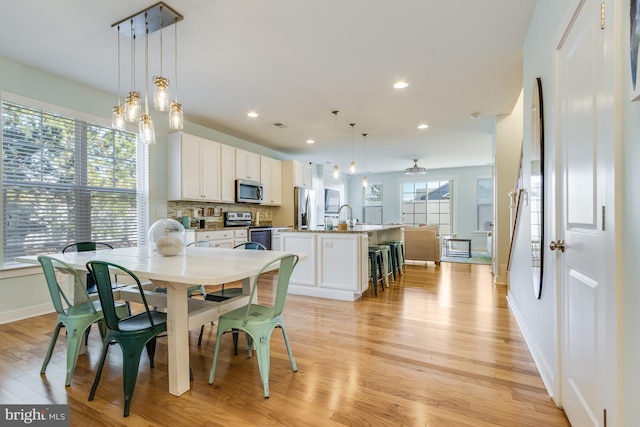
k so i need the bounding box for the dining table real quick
[17,245,305,396]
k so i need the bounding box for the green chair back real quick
[187,240,215,248]
[37,255,103,386]
[233,241,267,250]
[244,253,298,324]
[62,241,113,253]
[209,253,299,397]
[86,260,167,417]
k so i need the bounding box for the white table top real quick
[17,246,299,287]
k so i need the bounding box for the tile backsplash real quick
[167,201,274,229]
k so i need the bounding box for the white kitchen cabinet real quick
[168,133,220,202]
[196,230,234,248]
[316,233,368,292]
[220,144,236,203]
[282,232,316,287]
[294,161,313,188]
[232,229,248,247]
[235,148,260,181]
[260,156,282,206]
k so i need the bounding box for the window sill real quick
[0,263,42,279]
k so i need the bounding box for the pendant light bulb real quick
[349,122,356,174]
[169,102,183,129]
[112,26,126,130]
[139,16,156,145]
[362,176,368,187]
[153,6,170,112]
[112,105,126,130]
[154,76,170,111]
[333,165,340,178]
[139,114,156,145]
[169,17,183,129]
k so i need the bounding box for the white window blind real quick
[1,99,148,265]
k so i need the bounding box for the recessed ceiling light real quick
[393,81,409,89]
[247,111,258,118]
[417,123,429,129]
[306,139,315,144]
[469,113,480,119]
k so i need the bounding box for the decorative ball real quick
[148,218,186,256]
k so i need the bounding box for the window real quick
[401,179,452,235]
[1,98,148,266]
[477,177,492,231]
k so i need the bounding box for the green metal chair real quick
[86,260,167,417]
[62,241,130,344]
[209,254,299,398]
[199,241,268,348]
[38,255,128,386]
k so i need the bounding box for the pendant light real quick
[112,3,184,131]
[111,25,125,130]
[349,123,356,174]
[124,20,141,122]
[169,16,183,129]
[332,110,340,178]
[139,16,156,145]
[153,5,170,112]
[362,133,368,187]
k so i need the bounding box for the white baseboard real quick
[0,302,53,325]
[506,293,559,405]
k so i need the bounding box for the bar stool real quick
[369,244,393,287]
[367,248,384,296]
[396,240,406,273]
[384,242,400,280]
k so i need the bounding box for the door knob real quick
[549,240,565,252]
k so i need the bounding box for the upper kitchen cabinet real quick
[295,161,313,188]
[235,148,260,181]
[168,132,220,202]
[260,156,282,206]
[282,160,312,188]
[220,144,236,203]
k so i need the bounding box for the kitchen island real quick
[281,224,404,301]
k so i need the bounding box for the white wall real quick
[346,165,492,239]
[509,0,579,410]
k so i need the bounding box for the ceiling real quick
[0,0,535,174]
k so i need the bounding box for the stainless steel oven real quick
[248,227,272,250]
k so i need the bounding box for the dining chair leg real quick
[40,322,63,377]
[64,325,87,387]
[208,329,224,384]
[279,323,297,372]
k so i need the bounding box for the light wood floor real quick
[0,262,569,426]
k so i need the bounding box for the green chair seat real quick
[209,254,299,398]
[38,255,128,387]
[86,261,168,417]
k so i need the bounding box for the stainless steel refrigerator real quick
[294,187,315,230]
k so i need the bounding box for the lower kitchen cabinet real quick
[281,231,368,301]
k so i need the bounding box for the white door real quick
[557,0,617,425]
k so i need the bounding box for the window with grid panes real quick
[401,179,452,235]
[1,98,148,266]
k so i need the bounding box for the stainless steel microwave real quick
[236,179,263,203]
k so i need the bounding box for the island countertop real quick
[280,224,403,234]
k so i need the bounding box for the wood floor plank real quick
[0,263,569,426]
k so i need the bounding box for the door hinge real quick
[602,206,605,231]
[601,3,605,29]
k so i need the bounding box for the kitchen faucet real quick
[338,204,353,226]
